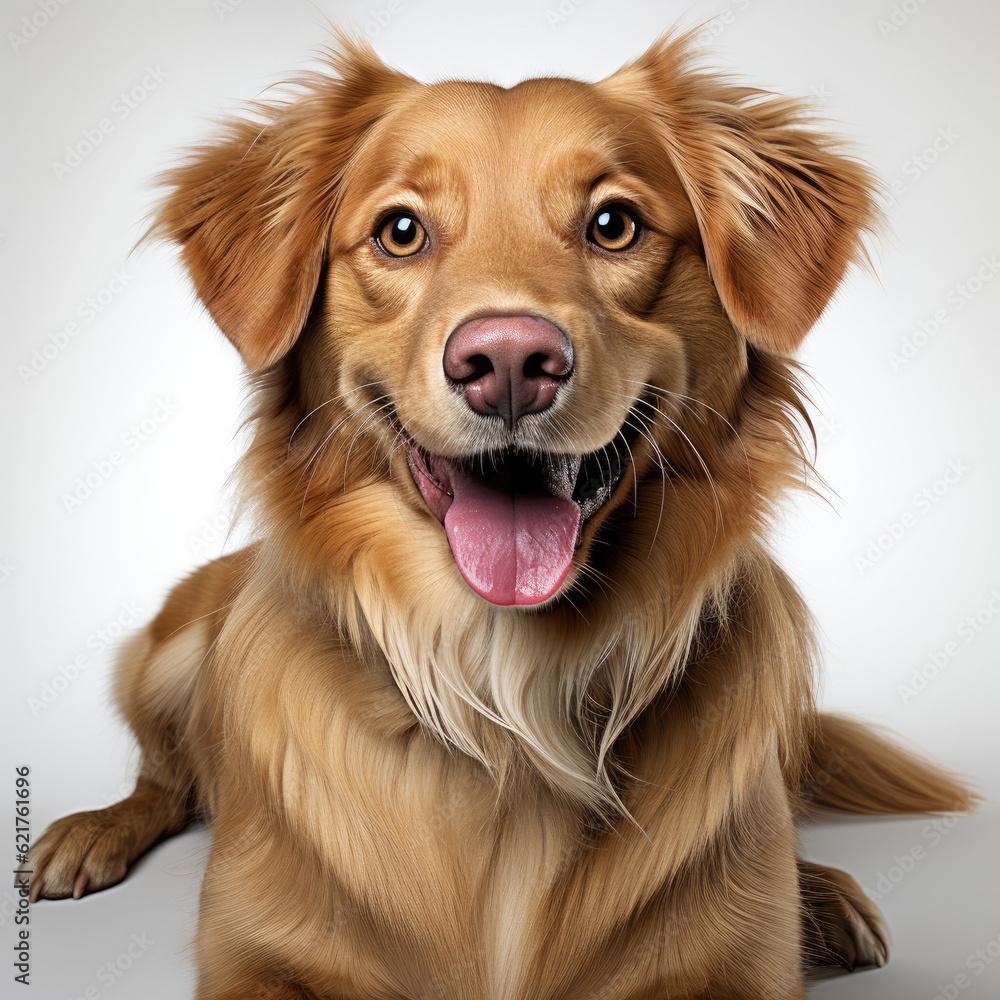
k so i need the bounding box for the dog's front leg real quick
[28,777,191,901]
[191,807,374,1000]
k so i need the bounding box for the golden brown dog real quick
[30,32,976,999]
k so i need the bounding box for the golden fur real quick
[31,32,976,999]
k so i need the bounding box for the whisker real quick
[610,389,722,547]
[622,414,670,556]
[286,380,382,457]
[625,378,752,483]
[298,395,386,477]
[296,395,389,513]
[342,400,396,490]
[652,408,724,544]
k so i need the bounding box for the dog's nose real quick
[443,315,574,428]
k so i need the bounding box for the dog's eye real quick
[376,213,427,257]
[589,204,639,251]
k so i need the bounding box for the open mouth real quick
[407,426,637,607]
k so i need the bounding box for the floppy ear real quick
[602,34,879,353]
[147,37,415,371]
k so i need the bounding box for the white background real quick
[2,0,999,997]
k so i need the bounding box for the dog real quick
[30,31,976,999]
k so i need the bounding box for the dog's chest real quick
[302,731,671,1000]
[262,655,699,999]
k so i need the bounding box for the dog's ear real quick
[602,34,879,354]
[147,37,414,371]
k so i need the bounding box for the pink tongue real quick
[443,466,580,607]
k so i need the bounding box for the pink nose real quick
[443,315,574,429]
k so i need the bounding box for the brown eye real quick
[376,213,426,257]
[589,204,639,251]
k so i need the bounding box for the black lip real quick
[570,421,640,521]
[573,438,628,501]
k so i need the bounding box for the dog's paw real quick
[799,860,889,976]
[27,808,132,902]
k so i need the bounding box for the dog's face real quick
[154,34,875,612]
[325,77,708,605]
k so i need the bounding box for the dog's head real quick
[153,32,874,609]
[151,32,876,807]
